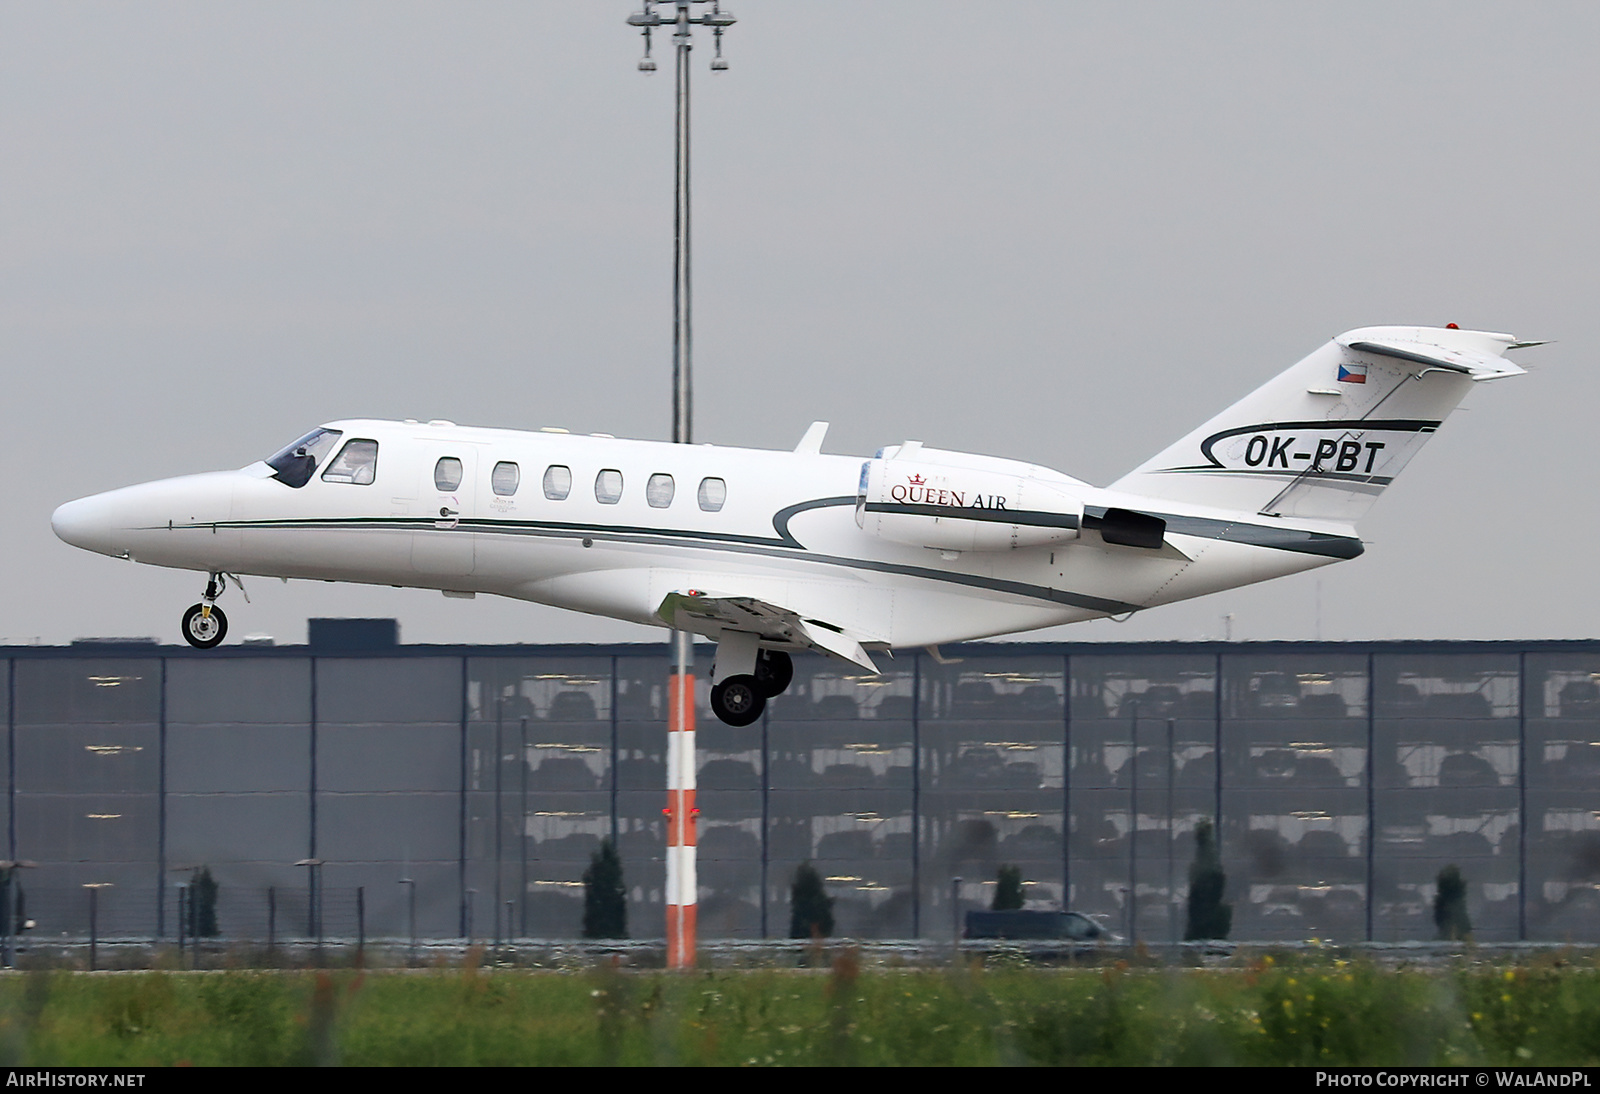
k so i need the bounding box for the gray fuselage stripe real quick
[860,502,1081,529]
[185,514,1141,614]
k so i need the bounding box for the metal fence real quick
[3,638,1598,944]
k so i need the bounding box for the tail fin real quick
[1110,326,1529,524]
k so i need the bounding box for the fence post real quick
[400,878,416,964]
[88,886,98,972]
[3,868,13,969]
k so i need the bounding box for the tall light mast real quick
[626,0,734,971]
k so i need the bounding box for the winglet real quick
[794,421,829,455]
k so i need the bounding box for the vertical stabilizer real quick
[1110,326,1528,524]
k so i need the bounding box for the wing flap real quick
[656,590,882,674]
[794,619,881,673]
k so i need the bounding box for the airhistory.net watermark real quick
[4,1075,145,1088]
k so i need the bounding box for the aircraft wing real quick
[655,589,883,674]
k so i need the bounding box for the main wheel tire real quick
[754,649,794,698]
[711,675,766,727]
[181,603,228,649]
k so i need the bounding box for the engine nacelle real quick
[855,457,1084,552]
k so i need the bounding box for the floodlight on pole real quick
[627,0,734,449]
[625,0,735,972]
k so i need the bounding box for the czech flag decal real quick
[1337,362,1367,384]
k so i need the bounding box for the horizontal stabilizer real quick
[1340,333,1527,381]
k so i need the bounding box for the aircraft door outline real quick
[412,446,479,576]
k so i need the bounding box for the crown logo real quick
[907,474,926,486]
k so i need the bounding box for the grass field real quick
[2,950,1598,1066]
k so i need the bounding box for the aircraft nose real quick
[52,495,120,555]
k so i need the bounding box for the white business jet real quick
[53,325,1532,726]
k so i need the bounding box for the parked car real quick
[964,910,1112,941]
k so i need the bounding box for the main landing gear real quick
[709,648,793,727]
[181,574,229,649]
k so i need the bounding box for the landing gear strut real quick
[181,573,229,649]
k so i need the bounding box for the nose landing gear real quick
[181,574,229,649]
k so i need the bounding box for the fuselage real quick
[51,417,1358,649]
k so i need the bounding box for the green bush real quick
[1434,864,1472,941]
[192,867,219,938]
[789,862,834,939]
[992,864,1024,911]
[1185,818,1232,941]
[582,838,627,939]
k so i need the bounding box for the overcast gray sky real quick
[3,1,1595,648]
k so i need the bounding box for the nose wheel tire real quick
[181,603,228,649]
[710,675,765,727]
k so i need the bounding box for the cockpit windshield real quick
[265,428,343,488]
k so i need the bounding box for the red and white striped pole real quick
[665,633,697,968]
[627,1,734,971]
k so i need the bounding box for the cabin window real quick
[543,465,572,501]
[646,473,675,508]
[320,439,379,485]
[595,469,624,505]
[266,428,343,489]
[491,461,520,497]
[434,457,463,492]
[697,476,727,512]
